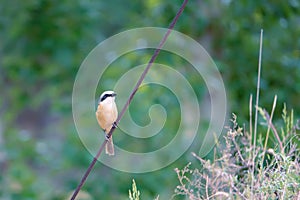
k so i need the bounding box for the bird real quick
[96,90,118,156]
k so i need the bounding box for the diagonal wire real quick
[70,0,189,199]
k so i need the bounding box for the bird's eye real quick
[100,94,108,102]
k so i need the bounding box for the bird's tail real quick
[106,137,114,156]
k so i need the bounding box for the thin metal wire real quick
[70,1,189,199]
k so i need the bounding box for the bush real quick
[174,109,300,199]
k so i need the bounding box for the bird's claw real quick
[112,121,118,129]
[105,134,110,141]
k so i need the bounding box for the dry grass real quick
[174,110,300,200]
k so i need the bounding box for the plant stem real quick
[251,29,263,199]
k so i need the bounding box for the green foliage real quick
[282,103,294,138]
[128,179,160,200]
[129,179,140,200]
[214,0,300,119]
[259,154,300,199]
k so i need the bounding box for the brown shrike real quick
[96,91,118,156]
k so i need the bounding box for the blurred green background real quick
[0,0,299,199]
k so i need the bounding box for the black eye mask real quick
[100,93,116,102]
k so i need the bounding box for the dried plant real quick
[174,111,300,200]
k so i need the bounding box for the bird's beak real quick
[112,93,117,97]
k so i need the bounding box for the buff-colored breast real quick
[96,102,118,133]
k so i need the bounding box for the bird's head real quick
[98,90,117,104]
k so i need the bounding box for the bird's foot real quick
[112,121,118,129]
[105,134,110,141]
